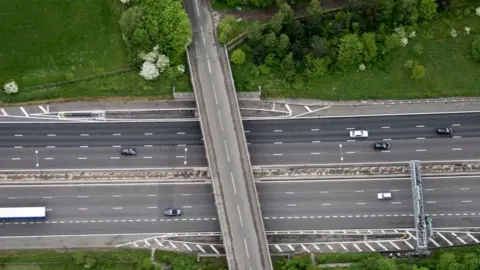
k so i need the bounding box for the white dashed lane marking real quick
[0,217,218,225]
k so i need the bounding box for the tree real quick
[461,253,479,270]
[231,49,246,65]
[307,0,323,17]
[411,63,425,79]
[139,61,159,80]
[412,43,423,56]
[419,0,438,20]
[310,36,329,58]
[280,53,296,82]
[437,253,460,270]
[413,266,430,270]
[278,256,312,270]
[279,3,294,23]
[361,32,378,62]
[304,54,331,78]
[471,36,480,62]
[270,12,285,33]
[218,15,237,44]
[277,34,291,57]
[351,257,397,270]
[263,32,277,50]
[247,21,263,42]
[337,33,365,70]
[119,0,192,66]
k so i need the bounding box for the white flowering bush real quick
[156,54,170,72]
[139,61,159,80]
[465,26,471,35]
[451,29,457,38]
[394,27,407,38]
[476,7,480,16]
[409,31,416,38]
[401,37,409,47]
[120,0,131,4]
[177,64,185,75]
[4,81,19,94]
[358,63,366,71]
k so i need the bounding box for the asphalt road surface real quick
[0,113,479,170]
[2,176,480,237]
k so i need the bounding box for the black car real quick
[436,127,453,135]
[121,148,137,156]
[164,208,182,217]
[373,142,391,151]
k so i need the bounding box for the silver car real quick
[349,130,368,138]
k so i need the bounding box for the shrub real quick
[412,43,424,56]
[231,49,246,65]
[412,64,426,79]
[404,59,415,69]
[3,81,19,94]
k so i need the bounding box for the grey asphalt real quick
[2,177,480,237]
[0,113,479,170]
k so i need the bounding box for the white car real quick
[377,192,392,200]
[349,130,368,138]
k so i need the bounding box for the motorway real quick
[2,177,480,237]
[0,113,479,170]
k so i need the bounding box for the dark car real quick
[436,127,453,135]
[121,148,137,156]
[373,142,391,151]
[164,208,182,217]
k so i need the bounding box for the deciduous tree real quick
[361,32,378,62]
[437,253,460,270]
[231,49,246,65]
[337,33,365,70]
[419,0,438,20]
[471,36,480,62]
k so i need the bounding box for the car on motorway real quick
[373,142,391,151]
[436,127,453,135]
[349,130,368,138]
[377,192,392,200]
[121,148,137,156]
[164,208,182,217]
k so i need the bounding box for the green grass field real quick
[232,7,480,100]
[0,0,190,104]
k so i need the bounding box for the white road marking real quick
[207,59,212,73]
[312,141,321,143]
[355,190,364,193]
[237,205,243,227]
[143,156,152,159]
[110,157,120,160]
[244,131,250,133]
[77,157,87,160]
[416,149,426,152]
[416,137,425,140]
[321,203,331,206]
[452,124,461,127]
[390,189,400,192]
[224,141,230,162]
[14,146,22,149]
[44,157,54,160]
[382,150,391,153]
[273,153,283,156]
[274,142,283,144]
[416,125,425,128]
[461,188,471,190]
[113,133,121,136]
[310,128,319,131]
[46,146,55,148]
[20,107,29,117]
[177,132,185,135]
[77,196,89,198]
[47,134,56,137]
[346,127,354,130]
[346,151,355,154]
[144,145,153,147]
[287,204,296,207]
[425,188,435,191]
[80,146,88,148]
[200,25,206,45]
[43,197,52,199]
[11,158,21,160]
[80,134,89,136]
[274,130,283,132]
[112,195,122,198]
[78,208,88,211]
[8,197,16,199]
[391,202,402,204]
[38,106,48,113]
[217,110,224,131]
[382,126,390,129]
[285,192,294,195]
[356,202,366,205]
[426,201,436,204]
[285,104,292,113]
[383,138,392,141]
[212,82,218,104]
[244,238,250,258]
[230,172,236,195]
[175,156,185,158]
[347,140,355,142]
[0,109,7,116]
[14,134,23,137]
[147,206,157,209]
[452,148,462,151]
[147,194,156,197]
[462,200,472,203]
[304,106,312,112]
[194,0,200,16]
[453,136,462,139]
[310,152,320,155]
[177,144,186,146]
[144,133,153,136]
[112,145,121,148]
